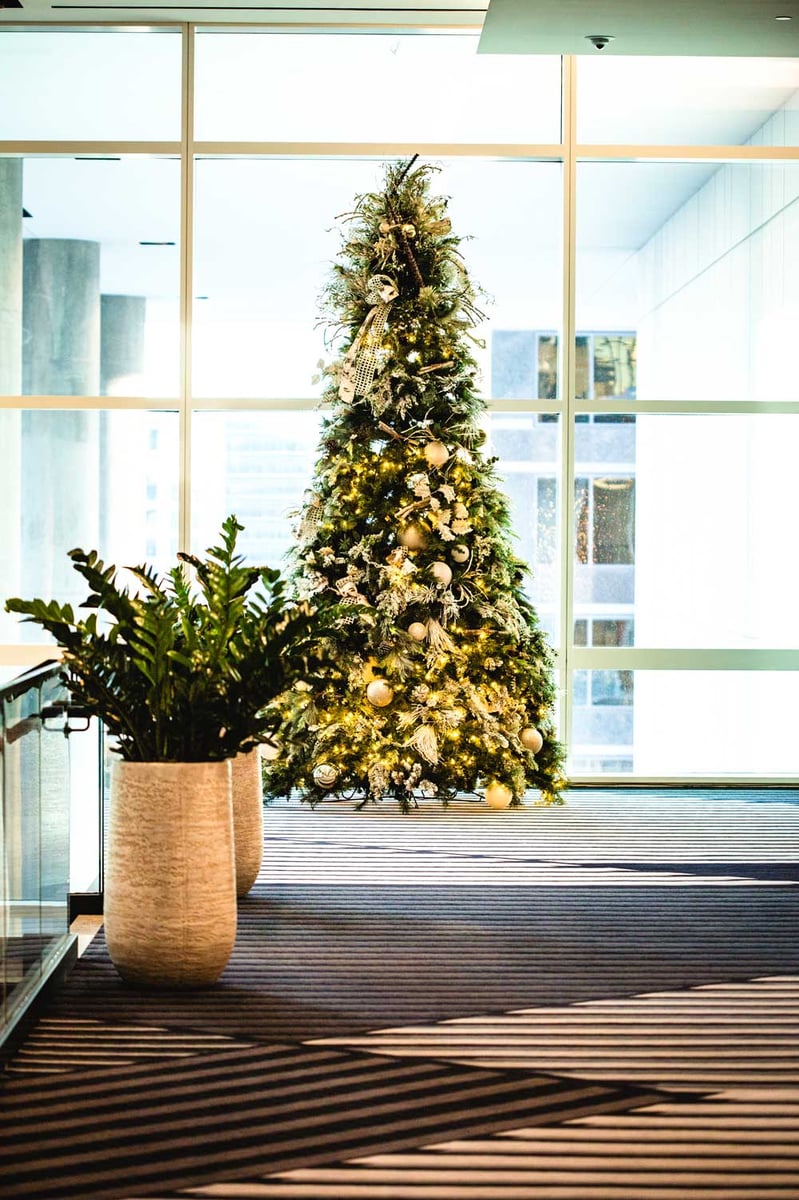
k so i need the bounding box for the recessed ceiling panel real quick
[479,0,799,55]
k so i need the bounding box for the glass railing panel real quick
[0,663,76,1057]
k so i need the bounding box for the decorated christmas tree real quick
[264,158,566,810]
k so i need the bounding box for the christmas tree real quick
[264,158,566,810]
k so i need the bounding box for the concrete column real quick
[101,293,146,396]
[0,160,23,634]
[23,238,100,396]
[21,238,101,600]
[0,159,22,392]
[100,293,147,548]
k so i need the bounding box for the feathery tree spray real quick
[264,158,566,809]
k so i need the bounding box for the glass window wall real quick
[1,25,798,783]
[0,30,182,141]
[194,32,562,143]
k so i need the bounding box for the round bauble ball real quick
[408,621,428,642]
[520,726,544,754]
[485,781,513,809]
[451,544,469,563]
[366,678,394,708]
[430,561,453,586]
[312,763,339,790]
[423,440,450,468]
[398,523,427,551]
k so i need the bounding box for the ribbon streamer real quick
[339,274,399,404]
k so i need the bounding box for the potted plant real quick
[173,518,331,896]
[4,516,326,987]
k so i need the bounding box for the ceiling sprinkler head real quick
[586,34,615,49]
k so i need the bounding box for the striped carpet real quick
[1,789,797,1199]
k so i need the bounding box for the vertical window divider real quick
[178,22,196,555]
[560,53,578,753]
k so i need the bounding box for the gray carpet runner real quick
[1,790,798,1199]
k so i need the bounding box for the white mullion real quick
[190,396,320,411]
[0,395,180,410]
[0,141,180,157]
[559,55,578,753]
[7,396,797,415]
[573,648,799,671]
[192,142,567,160]
[570,773,799,785]
[576,143,799,162]
[178,22,195,556]
[0,645,61,667]
[575,397,799,414]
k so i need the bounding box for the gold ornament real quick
[312,763,339,789]
[430,561,453,586]
[424,440,450,468]
[485,781,513,809]
[451,544,469,563]
[366,678,394,708]
[408,621,428,641]
[520,726,544,754]
[399,523,427,551]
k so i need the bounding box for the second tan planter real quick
[230,748,264,896]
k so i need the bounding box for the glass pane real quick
[191,411,320,567]
[194,158,562,400]
[637,412,797,649]
[0,31,181,140]
[0,411,179,644]
[578,57,799,146]
[195,32,561,143]
[577,161,799,402]
[484,412,560,645]
[1,668,71,1030]
[571,670,799,775]
[0,158,181,398]
[573,411,636,636]
[574,412,799,650]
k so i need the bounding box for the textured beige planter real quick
[230,748,264,896]
[105,760,236,988]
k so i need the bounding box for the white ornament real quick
[424,440,450,468]
[430,561,453,586]
[520,726,544,754]
[312,763,339,789]
[399,523,427,551]
[485,781,513,809]
[366,678,394,708]
[451,544,469,563]
[408,621,428,641]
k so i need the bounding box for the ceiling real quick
[1,0,799,54]
[0,0,484,29]
[481,0,799,56]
